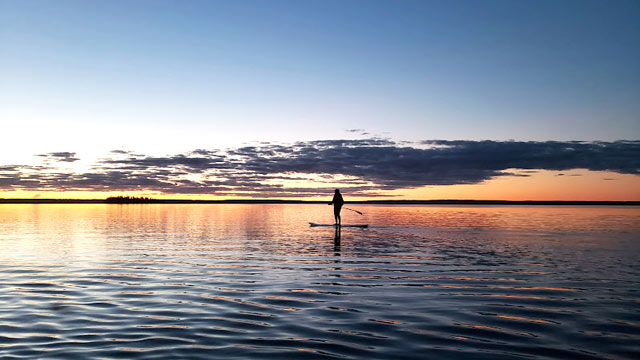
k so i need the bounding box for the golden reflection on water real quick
[1,203,639,237]
[0,204,638,262]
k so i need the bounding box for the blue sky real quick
[1,0,639,163]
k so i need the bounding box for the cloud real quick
[344,128,370,136]
[421,140,639,175]
[36,152,80,162]
[1,140,638,196]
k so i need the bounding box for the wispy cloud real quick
[1,140,638,197]
[344,128,370,136]
[36,152,80,162]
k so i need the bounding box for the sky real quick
[1,0,639,200]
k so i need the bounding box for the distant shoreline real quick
[1,199,638,206]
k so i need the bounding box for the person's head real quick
[335,189,340,193]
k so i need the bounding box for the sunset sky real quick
[1,0,639,200]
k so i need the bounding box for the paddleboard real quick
[309,222,368,228]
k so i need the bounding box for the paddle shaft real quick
[344,207,363,215]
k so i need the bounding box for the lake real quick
[0,204,639,359]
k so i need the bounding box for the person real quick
[328,189,344,225]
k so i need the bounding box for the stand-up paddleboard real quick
[309,222,368,228]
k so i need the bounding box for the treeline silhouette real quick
[105,196,158,203]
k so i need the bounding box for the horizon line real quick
[1,199,639,206]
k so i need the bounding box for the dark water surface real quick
[0,204,639,359]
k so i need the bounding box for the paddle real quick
[344,207,364,215]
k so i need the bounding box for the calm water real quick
[0,204,639,359]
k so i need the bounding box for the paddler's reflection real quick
[333,225,341,255]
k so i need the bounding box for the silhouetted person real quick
[328,189,344,225]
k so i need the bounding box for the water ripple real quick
[0,204,638,359]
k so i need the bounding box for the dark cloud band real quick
[1,140,638,196]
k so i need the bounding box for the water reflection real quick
[333,226,341,255]
[0,204,638,359]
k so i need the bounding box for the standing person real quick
[328,189,344,225]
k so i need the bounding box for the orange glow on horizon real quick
[388,169,640,201]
